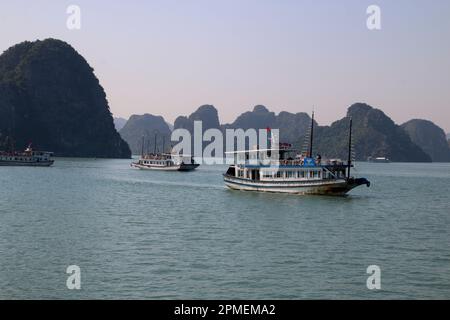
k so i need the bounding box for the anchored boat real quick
[131,153,199,171]
[223,114,370,196]
[0,144,54,167]
[131,134,199,171]
[367,156,391,163]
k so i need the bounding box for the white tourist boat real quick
[223,116,370,196]
[0,144,54,167]
[367,156,391,163]
[131,153,199,171]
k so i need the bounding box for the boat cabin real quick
[225,147,349,182]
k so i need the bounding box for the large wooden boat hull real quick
[223,174,370,196]
[131,162,199,171]
[0,160,54,167]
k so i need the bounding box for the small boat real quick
[0,144,54,167]
[367,156,391,163]
[131,153,199,171]
[223,114,370,196]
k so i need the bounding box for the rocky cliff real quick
[401,119,450,162]
[314,103,431,162]
[0,39,131,158]
[119,114,172,155]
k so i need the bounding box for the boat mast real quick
[309,111,314,157]
[9,105,16,153]
[347,117,353,179]
[154,133,157,154]
[162,136,165,154]
[141,135,145,156]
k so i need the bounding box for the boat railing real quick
[235,159,346,167]
[141,154,171,160]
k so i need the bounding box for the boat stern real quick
[347,177,371,189]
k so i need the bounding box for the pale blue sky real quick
[1,0,449,131]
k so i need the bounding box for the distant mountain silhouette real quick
[0,39,130,158]
[173,105,221,155]
[401,119,450,162]
[119,114,171,155]
[225,105,276,130]
[224,105,314,146]
[168,103,437,162]
[113,117,127,131]
[313,103,431,162]
[174,104,221,132]
[0,39,444,162]
[166,122,174,131]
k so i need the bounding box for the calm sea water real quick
[0,159,449,299]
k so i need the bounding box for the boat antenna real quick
[309,110,314,158]
[347,117,353,179]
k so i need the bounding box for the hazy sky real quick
[1,0,449,131]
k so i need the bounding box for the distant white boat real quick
[0,144,54,167]
[131,133,199,171]
[367,156,391,163]
[131,153,199,171]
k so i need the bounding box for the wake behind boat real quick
[0,144,54,167]
[223,114,370,196]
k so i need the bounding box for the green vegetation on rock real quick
[0,39,130,158]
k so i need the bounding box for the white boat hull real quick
[0,160,54,167]
[223,175,369,196]
[131,162,199,171]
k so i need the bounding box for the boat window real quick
[262,171,272,178]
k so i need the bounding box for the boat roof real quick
[164,153,193,157]
[143,153,193,157]
[225,148,298,154]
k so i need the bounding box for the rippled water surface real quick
[0,159,449,299]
